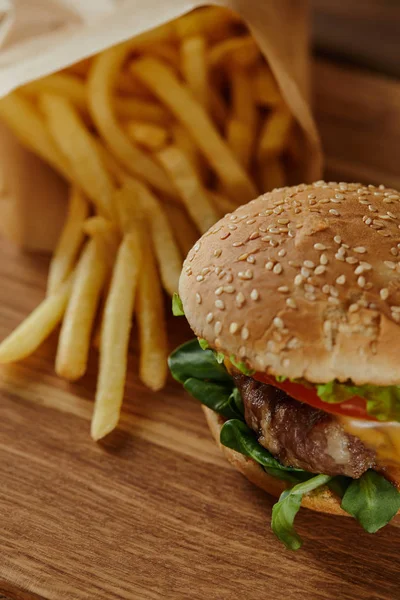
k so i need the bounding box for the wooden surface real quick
[2,59,400,598]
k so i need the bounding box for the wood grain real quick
[2,58,400,599]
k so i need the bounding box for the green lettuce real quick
[316,381,400,422]
[172,292,184,316]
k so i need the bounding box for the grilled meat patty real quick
[233,373,376,478]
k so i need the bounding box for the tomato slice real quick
[253,372,377,421]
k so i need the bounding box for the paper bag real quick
[0,0,322,252]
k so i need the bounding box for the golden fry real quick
[226,118,254,170]
[126,121,169,150]
[116,98,170,123]
[181,35,209,110]
[21,73,87,111]
[208,190,237,217]
[64,58,93,78]
[40,93,117,219]
[175,7,240,41]
[132,57,257,203]
[87,43,177,198]
[91,231,141,441]
[258,106,292,162]
[231,69,257,129]
[157,145,219,234]
[0,276,73,363]
[208,36,259,69]
[251,64,281,106]
[165,203,199,257]
[136,243,168,391]
[209,88,229,128]
[0,92,71,180]
[47,187,89,295]
[259,158,286,193]
[172,123,208,182]
[144,43,180,69]
[55,238,110,381]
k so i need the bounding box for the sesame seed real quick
[273,317,284,329]
[250,289,259,301]
[206,312,214,323]
[294,274,304,286]
[354,246,367,254]
[270,240,278,247]
[196,293,202,304]
[283,358,290,368]
[185,266,192,275]
[215,299,225,309]
[357,276,366,288]
[239,346,247,358]
[273,263,283,274]
[249,232,260,240]
[365,218,372,225]
[246,218,256,225]
[232,241,244,247]
[389,195,400,200]
[391,306,400,313]
[336,275,346,285]
[346,256,358,264]
[278,249,286,257]
[215,287,224,296]
[228,224,237,230]
[392,313,400,323]
[238,253,248,261]
[349,304,359,313]
[329,209,340,216]
[330,286,339,297]
[305,293,316,301]
[214,249,222,257]
[384,261,396,270]
[196,275,204,282]
[224,285,235,294]
[220,232,230,240]
[266,261,274,271]
[380,288,389,300]
[286,298,297,309]
[278,286,289,293]
[391,248,399,256]
[229,322,239,334]
[304,260,315,269]
[194,243,200,251]
[294,207,301,214]
[368,205,378,212]
[335,253,345,262]
[338,247,346,257]
[335,193,344,200]
[304,284,315,293]
[238,270,253,280]
[278,218,290,225]
[214,321,222,335]
[313,265,325,275]
[236,292,245,307]
[334,236,342,244]
[247,255,256,264]
[241,327,249,340]
[226,274,233,283]
[328,297,340,305]
[314,243,327,250]
[301,267,311,278]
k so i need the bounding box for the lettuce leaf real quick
[168,339,231,384]
[172,292,184,316]
[316,381,400,422]
[229,355,255,376]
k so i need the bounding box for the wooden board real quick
[2,60,400,599]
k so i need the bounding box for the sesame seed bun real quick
[203,405,400,526]
[179,182,400,386]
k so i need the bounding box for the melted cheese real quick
[339,416,400,467]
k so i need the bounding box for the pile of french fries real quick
[0,6,295,440]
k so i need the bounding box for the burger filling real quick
[169,337,400,549]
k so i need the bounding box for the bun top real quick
[179,182,400,386]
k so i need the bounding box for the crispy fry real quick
[251,64,281,106]
[144,43,180,69]
[64,58,93,78]
[123,177,182,296]
[56,238,110,381]
[259,158,286,193]
[165,203,199,257]
[258,106,292,161]
[87,43,177,198]
[172,123,207,182]
[21,73,87,111]
[181,35,209,110]
[136,242,168,391]
[117,69,154,98]
[83,216,117,237]
[0,276,73,363]
[40,93,117,220]
[208,36,259,70]
[208,190,237,216]
[116,98,170,123]
[47,187,89,295]
[0,92,71,180]
[132,57,257,203]
[226,118,254,170]
[126,121,169,150]
[231,69,257,129]
[157,145,219,233]
[174,6,240,41]
[91,231,141,440]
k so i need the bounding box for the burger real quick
[169,181,400,549]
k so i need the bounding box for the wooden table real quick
[1,59,400,600]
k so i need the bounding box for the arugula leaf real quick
[214,351,225,364]
[220,419,302,474]
[229,355,255,376]
[341,470,400,533]
[168,339,232,384]
[198,338,209,350]
[271,474,332,550]
[172,292,184,316]
[316,381,400,422]
[184,378,242,419]
[230,387,244,416]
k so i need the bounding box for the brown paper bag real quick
[0,0,322,252]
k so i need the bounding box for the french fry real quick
[132,57,257,203]
[231,69,257,129]
[208,36,259,70]
[259,158,286,193]
[181,35,209,110]
[251,64,281,106]
[172,123,207,182]
[83,217,120,265]
[144,43,181,69]
[174,6,240,41]
[122,177,182,296]
[0,92,71,180]
[0,276,73,363]
[47,187,89,295]
[55,238,110,381]
[40,93,117,220]
[258,106,293,162]
[136,242,168,391]
[87,43,177,198]
[116,98,170,123]
[91,231,141,441]
[157,145,219,234]
[165,203,199,256]
[226,118,254,170]
[64,58,93,78]
[126,121,169,151]
[83,216,117,237]
[209,88,229,128]
[117,69,154,98]
[208,190,237,216]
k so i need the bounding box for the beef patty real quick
[233,373,376,478]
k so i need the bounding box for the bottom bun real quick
[202,406,400,527]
